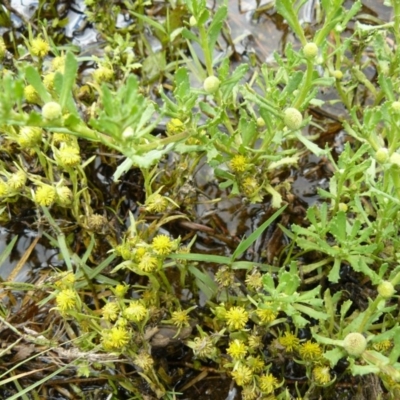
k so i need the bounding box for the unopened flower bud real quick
[303,42,318,59]
[42,101,62,120]
[392,101,400,112]
[338,202,348,212]
[56,186,73,206]
[343,332,367,357]
[256,117,265,127]
[283,107,303,130]
[375,148,389,164]
[189,16,197,26]
[203,76,220,94]
[332,70,343,80]
[377,281,395,299]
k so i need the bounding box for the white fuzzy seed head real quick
[343,333,367,357]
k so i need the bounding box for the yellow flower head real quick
[56,186,73,207]
[124,301,147,322]
[30,37,50,58]
[24,85,40,103]
[299,340,323,361]
[227,339,247,360]
[134,351,154,371]
[54,271,76,288]
[230,154,248,173]
[166,118,184,135]
[56,289,76,312]
[231,364,253,386]
[114,283,129,298]
[256,306,277,324]
[102,326,130,350]
[170,309,191,328]
[245,270,263,290]
[279,332,300,352]
[56,145,81,168]
[242,177,260,196]
[138,252,158,272]
[225,306,249,330]
[0,181,9,197]
[8,171,26,191]
[152,234,173,255]
[93,66,113,83]
[51,56,65,72]
[35,184,56,206]
[145,193,168,213]
[187,336,215,359]
[43,72,55,90]
[18,126,42,148]
[258,373,279,394]
[102,302,120,321]
[313,365,331,385]
[246,355,264,373]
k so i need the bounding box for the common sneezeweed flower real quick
[43,72,55,90]
[93,66,113,83]
[124,301,147,322]
[241,386,259,400]
[227,339,247,360]
[56,186,73,207]
[279,332,300,352]
[24,85,40,103]
[256,306,277,324]
[145,193,168,213]
[102,302,119,321]
[30,37,50,57]
[152,234,173,255]
[225,306,249,330]
[18,127,42,148]
[242,177,260,198]
[54,271,75,288]
[215,266,235,288]
[231,364,253,386]
[138,252,158,272]
[51,55,65,72]
[342,332,366,357]
[187,336,215,359]
[114,284,129,298]
[258,373,279,394]
[299,341,323,361]
[35,184,56,206]
[246,356,264,373]
[134,351,154,371]
[245,270,263,291]
[229,155,248,173]
[313,366,331,385]
[87,214,107,232]
[166,118,184,135]
[373,339,392,352]
[56,289,77,312]
[170,309,191,328]
[0,181,9,197]
[8,171,26,191]
[248,334,263,351]
[102,326,130,350]
[56,145,81,168]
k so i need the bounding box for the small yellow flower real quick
[55,272,75,288]
[187,336,215,359]
[51,56,65,72]
[166,118,184,135]
[258,373,279,394]
[24,85,40,103]
[225,306,249,330]
[102,326,130,350]
[30,37,50,58]
[42,101,62,120]
[241,385,259,400]
[56,145,81,168]
[245,270,263,290]
[134,351,154,371]
[248,334,263,351]
[124,301,147,322]
[299,340,323,361]
[56,289,76,312]
[215,266,235,288]
[0,181,9,197]
[102,302,120,321]
[152,234,173,255]
[138,252,158,272]
[43,72,55,90]
[115,243,133,260]
[145,193,168,213]
[87,214,107,232]
[256,306,277,324]
[373,339,393,352]
[8,171,26,191]
[242,177,260,197]
[231,364,253,386]
[93,66,113,83]
[114,284,129,298]
[227,339,247,360]
[313,366,331,385]
[18,126,42,148]
[229,154,248,173]
[279,332,300,352]
[246,355,264,372]
[52,133,75,145]
[56,186,73,207]
[35,184,56,206]
[170,309,191,328]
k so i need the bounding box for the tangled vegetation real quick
[1,0,400,399]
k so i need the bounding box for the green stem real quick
[198,24,213,77]
[357,297,381,333]
[293,59,314,110]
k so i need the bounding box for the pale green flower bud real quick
[375,148,389,164]
[203,76,220,94]
[303,42,318,59]
[392,101,400,112]
[338,202,348,212]
[189,16,197,27]
[256,117,265,127]
[283,107,303,130]
[42,102,62,120]
[377,281,395,299]
[343,333,367,357]
[332,70,343,80]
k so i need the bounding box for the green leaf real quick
[275,0,307,45]
[231,205,287,261]
[59,52,78,110]
[324,348,346,368]
[188,265,218,300]
[208,5,227,56]
[25,66,51,103]
[328,258,342,283]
